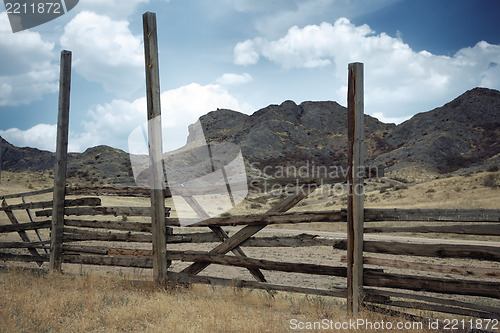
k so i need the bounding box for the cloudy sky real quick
[1,0,499,153]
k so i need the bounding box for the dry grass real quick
[0,267,436,333]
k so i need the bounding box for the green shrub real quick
[250,203,262,209]
[483,174,498,189]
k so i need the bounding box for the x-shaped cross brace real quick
[180,186,317,279]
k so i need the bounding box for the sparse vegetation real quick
[487,165,499,172]
[250,203,262,209]
[393,184,408,191]
[483,173,499,189]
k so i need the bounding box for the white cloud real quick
[159,83,253,151]
[63,82,253,152]
[234,39,260,66]
[215,73,253,86]
[234,18,500,118]
[0,124,57,151]
[60,11,144,95]
[75,0,149,20]
[70,98,147,151]
[0,13,58,106]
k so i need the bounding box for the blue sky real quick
[0,0,499,153]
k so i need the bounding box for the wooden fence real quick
[1,185,499,320]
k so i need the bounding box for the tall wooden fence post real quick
[346,62,365,314]
[143,11,168,285]
[50,50,72,271]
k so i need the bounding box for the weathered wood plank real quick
[60,246,151,257]
[100,231,336,248]
[364,223,500,236]
[341,255,499,278]
[63,254,152,268]
[365,288,500,316]
[62,228,187,243]
[66,186,152,197]
[36,206,171,218]
[364,270,500,298]
[64,219,153,232]
[186,210,343,228]
[63,228,152,243]
[170,250,349,277]
[333,240,500,261]
[62,246,108,255]
[0,197,101,211]
[0,188,53,200]
[381,299,499,320]
[364,208,500,222]
[161,232,339,247]
[0,240,50,248]
[167,271,348,298]
[0,220,51,233]
[25,206,500,224]
[170,208,500,227]
[240,234,339,247]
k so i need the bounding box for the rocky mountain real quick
[373,87,500,176]
[0,139,55,172]
[1,87,499,184]
[189,100,394,173]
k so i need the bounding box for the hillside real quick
[373,87,500,178]
[191,87,499,179]
[0,140,134,185]
[1,87,499,184]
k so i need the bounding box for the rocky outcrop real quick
[192,100,394,172]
